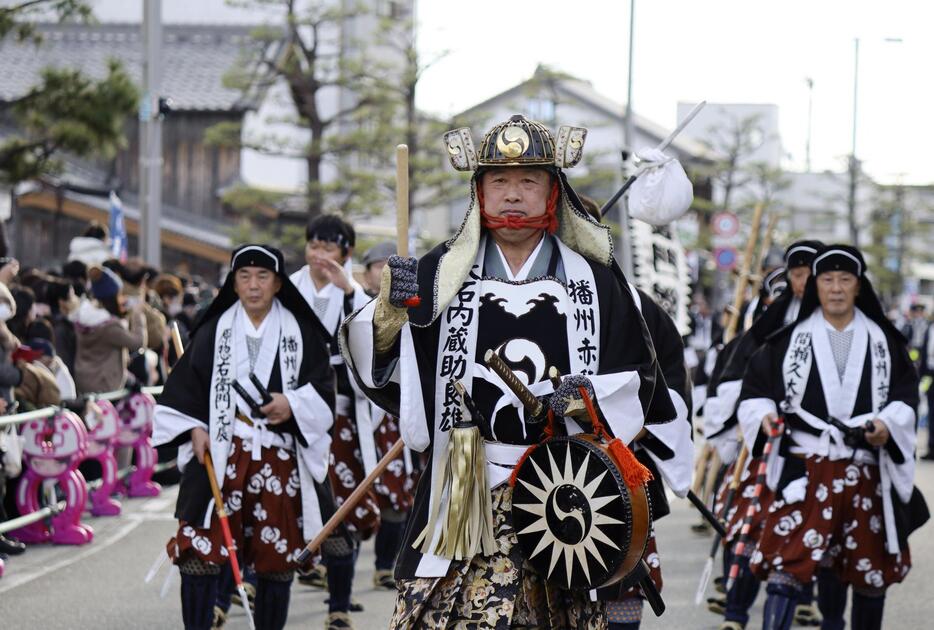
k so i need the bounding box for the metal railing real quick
[0,386,164,428]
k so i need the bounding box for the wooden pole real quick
[396,144,409,258]
[296,439,405,564]
[753,212,780,280]
[724,202,765,343]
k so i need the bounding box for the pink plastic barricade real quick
[115,392,161,498]
[83,399,122,516]
[14,410,93,545]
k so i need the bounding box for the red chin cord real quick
[479,181,560,234]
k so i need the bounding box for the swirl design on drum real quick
[512,442,625,588]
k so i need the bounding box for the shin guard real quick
[180,573,219,630]
[762,579,799,630]
[851,591,885,630]
[324,552,355,614]
[374,519,405,571]
[254,576,293,630]
[724,556,760,626]
[816,569,847,630]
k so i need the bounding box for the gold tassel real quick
[413,421,494,561]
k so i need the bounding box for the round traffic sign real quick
[711,212,739,237]
[714,246,738,270]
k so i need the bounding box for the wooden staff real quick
[204,451,255,630]
[396,143,420,308]
[694,445,749,604]
[170,321,184,361]
[396,144,409,258]
[295,143,417,564]
[753,212,779,278]
[724,202,765,343]
[726,420,783,591]
[295,439,405,565]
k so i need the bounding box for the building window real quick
[527,98,555,123]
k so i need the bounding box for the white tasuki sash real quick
[781,309,888,439]
[205,301,304,528]
[289,267,344,336]
[780,309,905,553]
[417,237,600,575]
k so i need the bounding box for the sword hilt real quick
[232,381,265,418]
[249,372,273,405]
[483,349,543,417]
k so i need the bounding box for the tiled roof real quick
[0,22,268,112]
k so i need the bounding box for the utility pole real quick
[804,77,814,172]
[847,38,860,247]
[618,0,636,278]
[139,0,162,267]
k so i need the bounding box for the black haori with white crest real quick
[512,435,642,589]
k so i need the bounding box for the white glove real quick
[627,147,694,226]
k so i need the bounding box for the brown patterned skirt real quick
[750,457,911,588]
[389,484,606,630]
[713,457,774,548]
[169,436,305,574]
[329,412,381,538]
[373,413,416,514]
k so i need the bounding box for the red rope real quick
[578,385,652,492]
[479,181,560,234]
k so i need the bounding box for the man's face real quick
[363,260,387,294]
[787,266,811,298]
[305,239,349,278]
[480,167,552,244]
[816,271,859,318]
[233,266,281,315]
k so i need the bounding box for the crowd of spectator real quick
[0,221,216,559]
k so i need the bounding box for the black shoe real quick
[920,452,934,461]
[0,536,25,556]
[324,598,364,612]
[297,564,327,589]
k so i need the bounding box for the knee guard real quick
[178,555,221,576]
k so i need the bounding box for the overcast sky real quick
[88,0,931,184]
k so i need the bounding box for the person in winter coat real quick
[72,266,147,395]
[26,319,77,402]
[12,344,61,409]
[67,222,112,268]
[0,282,26,557]
[45,277,80,375]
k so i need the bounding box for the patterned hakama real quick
[389,485,606,630]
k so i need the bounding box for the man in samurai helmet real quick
[342,114,679,629]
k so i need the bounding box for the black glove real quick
[549,374,596,418]
[386,255,419,308]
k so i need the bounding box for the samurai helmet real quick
[443,114,587,172]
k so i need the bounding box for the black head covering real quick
[744,266,791,343]
[795,243,899,338]
[193,244,324,338]
[784,239,824,269]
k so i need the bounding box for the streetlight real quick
[847,36,902,246]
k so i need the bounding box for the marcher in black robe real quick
[153,244,337,630]
[704,241,824,630]
[737,245,926,630]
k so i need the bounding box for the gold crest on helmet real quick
[441,114,587,172]
[495,126,530,158]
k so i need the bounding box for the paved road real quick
[2,450,932,629]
